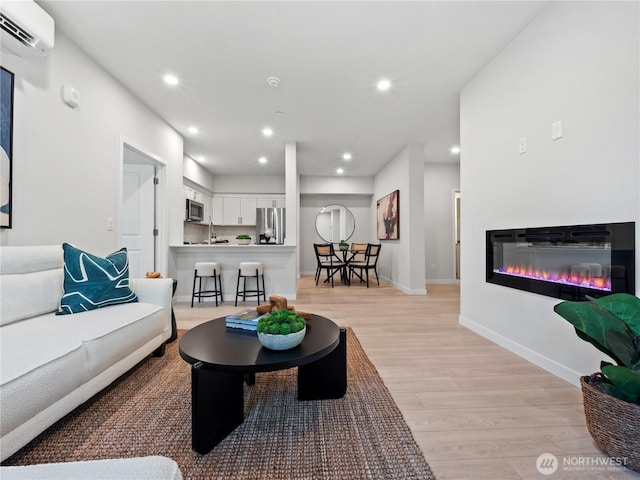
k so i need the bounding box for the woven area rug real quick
[4,329,435,480]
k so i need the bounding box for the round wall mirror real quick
[315,204,355,243]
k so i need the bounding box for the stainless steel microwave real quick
[186,199,204,222]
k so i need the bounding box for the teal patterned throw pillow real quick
[57,243,138,315]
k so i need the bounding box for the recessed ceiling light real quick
[259,156,267,164]
[188,126,199,134]
[450,146,461,154]
[336,168,344,174]
[342,153,352,160]
[376,79,392,91]
[163,74,179,86]
[262,127,273,137]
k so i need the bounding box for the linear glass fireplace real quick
[486,222,635,300]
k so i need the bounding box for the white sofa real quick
[0,456,183,480]
[0,245,174,461]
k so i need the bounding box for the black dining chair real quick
[348,243,381,287]
[313,243,348,287]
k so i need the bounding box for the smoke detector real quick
[266,76,280,88]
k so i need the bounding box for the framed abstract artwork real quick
[377,189,399,240]
[1,66,14,228]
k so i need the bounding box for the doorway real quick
[454,190,461,280]
[121,143,163,279]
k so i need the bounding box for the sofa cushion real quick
[0,245,63,275]
[0,313,86,437]
[0,245,64,326]
[0,301,166,437]
[1,268,63,326]
[0,456,183,480]
[72,302,166,379]
[57,243,137,315]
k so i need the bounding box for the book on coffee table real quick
[225,309,266,330]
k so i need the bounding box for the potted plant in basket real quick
[338,241,349,251]
[553,293,640,471]
[257,308,307,350]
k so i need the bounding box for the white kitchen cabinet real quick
[256,196,285,209]
[201,193,211,224]
[216,196,257,225]
[223,197,241,225]
[184,186,196,201]
[185,187,206,204]
[241,197,257,225]
[212,197,224,224]
[184,184,211,224]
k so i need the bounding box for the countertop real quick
[171,243,296,249]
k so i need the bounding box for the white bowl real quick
[258,327,306,350]
[236,238,251,245]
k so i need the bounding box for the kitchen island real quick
[170,244,297,303]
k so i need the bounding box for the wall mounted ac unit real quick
[0,0,54,58]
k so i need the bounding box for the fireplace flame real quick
[495,265,611,291]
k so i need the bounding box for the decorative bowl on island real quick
[236,235,251,245]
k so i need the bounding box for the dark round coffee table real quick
[179,315,347,454]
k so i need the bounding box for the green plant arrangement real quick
[257,308,306,335]
[257,309,307,350]
[339,241,349,250]
[553,293,640,471]
[553,293,640,403]
[235,234,251,245]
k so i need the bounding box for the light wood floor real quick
[174,276,640,480]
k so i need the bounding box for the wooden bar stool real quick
[235,261,266,306]
[191,262,223,307]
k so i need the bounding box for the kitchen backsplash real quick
[183,222,257,244]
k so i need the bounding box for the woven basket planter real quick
[580,373,640,472]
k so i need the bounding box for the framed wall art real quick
[377,189,399,240]
[1,66,14,228]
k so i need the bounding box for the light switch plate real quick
[552,120,563,140]
[61,84,81,108]
[519,137,527,155]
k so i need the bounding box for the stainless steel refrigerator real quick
[255,208,285,244]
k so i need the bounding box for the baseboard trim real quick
[380,276,426,295]
[177,293,296,303]
[459,314,582,388]
[299,272,426,295]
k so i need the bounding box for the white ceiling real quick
[39,0,548,177]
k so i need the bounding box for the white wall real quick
[184,155,215,193]
[0,31,183,262]
[459,1,639,386]
[212,175,285,194]
[300,175,374,195]
[299,175,374,275]
[374,144,426,294]
[424,163,460,283]
[300,193,373,275]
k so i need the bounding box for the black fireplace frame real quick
[486,222,635,300]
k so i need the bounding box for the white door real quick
[122,163,156,278]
